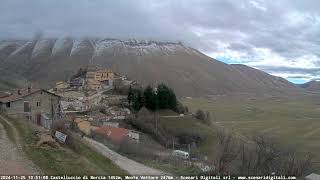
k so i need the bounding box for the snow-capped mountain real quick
[0,38,302,97]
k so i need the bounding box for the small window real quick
[6,102,10,108]
[36,101,41,107]
[24,102,30,112]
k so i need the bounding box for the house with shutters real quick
[0,87,61,129]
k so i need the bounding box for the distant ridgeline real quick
[0,38,308,97]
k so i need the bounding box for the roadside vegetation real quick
[208,128,313,176]
[126,84,214,153]
[0,115,127,175]
[127,109,213,151]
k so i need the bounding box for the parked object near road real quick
[128,130,140,142]
[172,150,189,160]
[55,131,67,143]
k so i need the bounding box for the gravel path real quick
[0,116,41,175]
[82,137,169,175]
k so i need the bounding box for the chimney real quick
[17,89,21,95]
[28,86,31,93]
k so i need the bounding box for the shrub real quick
[175,102,186,114]
[195,109,206,121]
[195,109,211,125]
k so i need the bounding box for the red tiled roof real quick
[0,89,60,103]
[0,92,9,98]
[93,125,128,144]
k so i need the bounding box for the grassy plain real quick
[182,93,320,172]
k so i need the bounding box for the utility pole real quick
[172,139,175,150]
[155,113,158,134]
[188,144,191,163]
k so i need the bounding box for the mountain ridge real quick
[0,37,305,97]
[299,80,320,92]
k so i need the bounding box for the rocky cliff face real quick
[0,38,302,97]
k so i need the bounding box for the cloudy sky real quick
[1,0,319,83]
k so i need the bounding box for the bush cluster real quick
[128,84,177,111]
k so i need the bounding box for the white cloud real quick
[249,0,267,12]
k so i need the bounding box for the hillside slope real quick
[0,38,304,97]
[299,81,320,92]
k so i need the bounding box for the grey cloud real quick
[253,65,320,76]
[0,0,319,81]
[286,75,311,79]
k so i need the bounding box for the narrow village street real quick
[0,116,41,175]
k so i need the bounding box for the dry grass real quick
[182,94,320,172]
[2,115,127,175]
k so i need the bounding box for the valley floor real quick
[182,93,320,172]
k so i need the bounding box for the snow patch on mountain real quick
[32,39,55,58]
[122,39,189,56]
[51,38,73,56]
[0,41,25,51]
[70,40,81,56]
[93,39,123,57]
[70,39,95,56]
[8,41,34,57]
[91,38,191,57]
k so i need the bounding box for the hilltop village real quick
[0,67,214,174]
[0,68,139,141]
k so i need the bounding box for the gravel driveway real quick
[0,116,41,175]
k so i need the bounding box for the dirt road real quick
[82,137,169,175]
[0,116,41,175]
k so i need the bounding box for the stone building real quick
[86,69,114,88]
[0,88,61,129]
[87,79,102,90]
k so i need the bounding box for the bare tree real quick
[215,129,240,174]
[237,134,313,177]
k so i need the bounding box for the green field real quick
[182,93,320,171]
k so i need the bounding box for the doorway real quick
[36,114,41,125]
